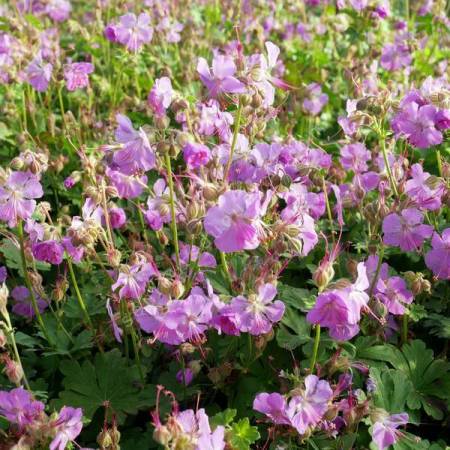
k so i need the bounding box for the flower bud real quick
[2,355,24,384]
[313,263,335,291]
[108,249,122,268]
[170,279,185,299]
[97,429,113,448]
[158,277,172,295]
[0,284,9,317]
[153,425,171,446]
[203,184,220,201]
[10,157,24,170]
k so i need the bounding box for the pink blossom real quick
[286,375,333,434]
[148,77,173,117]
[382,208,433,252]
[0,171,43,227]
[115,13,153,51]
[197,55,246,98]
[64,62,94,91]
[112,262,157,299]
[50,407,83,450]
[204,190,263,253]
[425,228,450,280]
[372,413,408,450]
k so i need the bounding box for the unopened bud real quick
[153,425,170,446]
[313,263,335,291]
[0,284,9,317]
[97,429,113,448]
[170,279,185,299]
[203,184,220,201]
[10,157,24,170]
[158,277,172,295]
[2,356,24,384]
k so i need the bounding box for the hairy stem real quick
[17,220,52,344]
[309,324,321,373]
[164,152,180,270]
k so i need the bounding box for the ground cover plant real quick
[0,0,449,448]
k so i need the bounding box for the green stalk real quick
[401,314,408,346]
[223,100,243,182]
[368,245,385,298]
[309,325,321,373]
[164,152,180,270]
[220,252,233,290]
[17,220,51,344]
[2,313,30,390]
[67,258,93,330]
[379,131,399,198]
[57,85,67,130]
[436,150,443,178]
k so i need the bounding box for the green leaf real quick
[229,418,260,450]
[359,340,450,419]
[210,409,237,428]
[369,367,412,414]
[276,306,311,350]
[52,349,155,423]
[278,283,316,312]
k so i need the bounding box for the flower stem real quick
[309,324,321,373]
[57,85,67,130]
[436,150,443,178]
[220,252,233,290]
[2,313,30,390]
[379,132,399,198]
[368,244,384,298]
[67,258,93,330]
[401,314,408,346]
[164,152,180,270]
[17,220,52,344]
[223,99,243,182]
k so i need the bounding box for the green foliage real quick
[359,340,450,419]
[52,349,155,423]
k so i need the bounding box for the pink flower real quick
[26,55,53,92]
[204,190,263,253]
[253,393,290,425]
[144,179,171,231]
[115,13,153,51]
[183,142,211,169]
[197,55,246,98]
[64,62,94,91]
[382,208,433,252]
[380,43,411,71]
[32,240,64,265]
[0,387,44,430]
[11,285,48,318]
[286,375,333,434]
[405,163,444,211]
[391,102,443,149]
[112,262,157,299]
[339,143,371,173]
[45,0,71,22]
[230,284,285,335]
[372,413,408,450]
[0,171,43,227]
[106,168,148,199]
[375,276,413,315]
[303,83,328,116]
[113,114,156,174]
[425,228,450,280]
[148,77,173,117]
[50,407,83,450]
